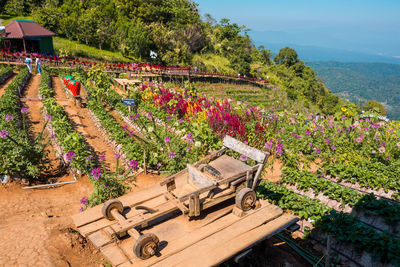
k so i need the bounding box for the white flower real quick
[195,141,201,147]
[174,122,179,127]
[154,153,158,157]
[160,147,164,151]
[148,127,154,132]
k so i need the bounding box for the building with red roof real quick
[2,20,56,54]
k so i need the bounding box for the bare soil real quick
[0,77,311,266]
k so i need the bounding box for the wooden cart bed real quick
[72,172,298,266]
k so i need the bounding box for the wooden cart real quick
[73,136,299,266]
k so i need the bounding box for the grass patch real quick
[0,15,34,25]
[53,37,132,63]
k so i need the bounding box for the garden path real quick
[0,72,16,98]
[52,77,118,171]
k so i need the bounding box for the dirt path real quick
[53,77,118,171]
[0,72,16,98]
[0,75,102,266]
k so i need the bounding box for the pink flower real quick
[166,116,171,121]
[164,137,171,143]
[240,154,247,161]
[21,107,29,114]
[114,153,120,159]
[168,152,176,159]
[122,125,128,131]
[80,197,88,205]
[331,145,336,150]
[397,142,400,148]
[380,142,386,147]
[0,129,8,139]
[5,114,13,122]
[99,155,106,161]
[157,162,162,168]
[79,207,84,212]
[147,112,153,118]
[46,115,52,120]
[325,138,330,144]
[378,147,386,153]
[65,151,76,162]
[314,148,321,154]
[130,160,138,170]
[91,168,101,179]
[186,133,193,142]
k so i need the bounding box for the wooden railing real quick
[0,54,269,86]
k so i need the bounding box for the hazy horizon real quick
[196,0,400,60]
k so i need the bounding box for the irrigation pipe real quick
[23,167,77,189]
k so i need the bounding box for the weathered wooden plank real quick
[87,227,115,249]
[77,194,169,237]
[100,243,130,267]
[164,192,189,214]
[176,214,299,267]
[110,201,177,234]
[73,182,165,228]
[151,203,283,267]
[187,164,216,188]
[222,135,268,163]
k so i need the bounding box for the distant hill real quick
[307,61,400,120]
[250,41,400,65]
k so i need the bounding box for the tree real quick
[363,100,387,116]
[274,47,299,67]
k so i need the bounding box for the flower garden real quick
[1,64,399,265]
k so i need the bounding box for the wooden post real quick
[325,235,331,267]
[22,39,27,53]
[143,149,147,175]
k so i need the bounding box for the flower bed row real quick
[257,180,400,266]
[0,66,13,84]
[0,69,43,178]
[39,71,91,174]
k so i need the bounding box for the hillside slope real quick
[308,61,400,119]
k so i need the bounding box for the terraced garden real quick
[1,65,399,266]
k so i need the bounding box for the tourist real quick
[35,56,42,75]
[24,54,32,74]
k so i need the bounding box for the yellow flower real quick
[341,107,347,112]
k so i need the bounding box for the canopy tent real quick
[3,20,56,54]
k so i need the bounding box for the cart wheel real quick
[235,188,257,211]
[102,199,123,220]
[134,233,159,260]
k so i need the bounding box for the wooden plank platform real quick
[73,174,298,267]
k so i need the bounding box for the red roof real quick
[4,20,56,39]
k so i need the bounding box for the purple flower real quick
[308,143,313,147]
[264,139,274,150]
[305,129,311,136]
[397,142,400,148]
[130,160,138,170]
[50,134,55,139]
[179,118,184,123]
[65,151,76,162]
[91,168,101,179]
[0,129,9,139]
[99,155,106,161]
[122,125,128,131]
[386,156,391,161]
[240,154,247,161]
[380,142,386,147]
[157,162,162,168]
[378,147,386,154]
[45,115,52,120]
[114,153,120,159]
[244,140,248,145]
[86,156,93,162]
[147,112,153,118]
[168,152,176,159]
[164,137,171,143]
[187,146,192,151]
[166,116,171,121]
[325,138,330,144]
[331,145,336,150]
[5,114,13,122]
[104,184,110,188]
[21,107,29,114]
[129,131,134,136]
[79,206,84,212]
[314,148,321,154]
[80,197,88,205]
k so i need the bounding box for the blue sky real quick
[196,0,400,57]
